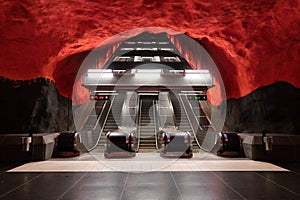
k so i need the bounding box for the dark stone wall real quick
[0,77,74,133]
[223,82,300,134]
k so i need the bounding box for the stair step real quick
[140,141,156,143]
[139,144,156,147]
[140,131,155,134]
[140,127,155,129]
[140,136,156,139]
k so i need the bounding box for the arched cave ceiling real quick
[0,0,299,105]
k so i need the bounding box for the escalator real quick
[189,99,213,131]
[180,94,215,132]
[75,92,125,152]
[137,97,158,153]
[171,93,215,150]
[95,92,125,149]
[156,92,193,157]
[77,90,216,154]
[170,94,201,152]
[80,100,106,131]
[174,94,218,152]
[103,92,139,157]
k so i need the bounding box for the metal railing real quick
[92,101,108,130]
[167,93,177,128]
[136,99,142,152]
[87,95,116,151]
[153,100,159,152]
[198,101,216,131]
[134,96,140,150]
[77,101,96,131]
[183,95,203,131]
[178,95,206,151]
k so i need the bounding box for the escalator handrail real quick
[183,95,203,131]
[157,93,176,128]
[167,93,177,128]
[136,99,142,152]
[76,100,108,150]
[179,95,204,151]
[183,95,212,151]
[78,101,96,131]
[185,95,216,131]
[199,101,216,131]
[92,100,108,130]
[134,95,140,151]
[153,100,159,152]
[87,95,116,151]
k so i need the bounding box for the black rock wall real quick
[0,77,74,133]
[223,82,300,134]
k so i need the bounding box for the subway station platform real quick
[1,33,299,199]
[1,153,300,200]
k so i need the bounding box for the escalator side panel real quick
[120,92,138,128]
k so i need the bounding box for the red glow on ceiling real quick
[0,0,299,106]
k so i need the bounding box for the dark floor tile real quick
[214,171,300,200]
[122,172,181,200]
[1,169,300,200]
[172,172,244,200]
[0,172,42,196]
[255,171,300,196]
[0,172,86,200]
[60,172,128,200]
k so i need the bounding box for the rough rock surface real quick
[223,82,300,134]
[0,77,74,133]
[0,0,299,134]
[0,0,299,106]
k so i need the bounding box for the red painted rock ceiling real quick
[0,0,299,105]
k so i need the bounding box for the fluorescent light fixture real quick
[136,69,162,73]
[185,70,210,74]
[87,69,112,73]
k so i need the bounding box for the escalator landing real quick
[9,152,287,172]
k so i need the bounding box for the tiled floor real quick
[1,153,300,200]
